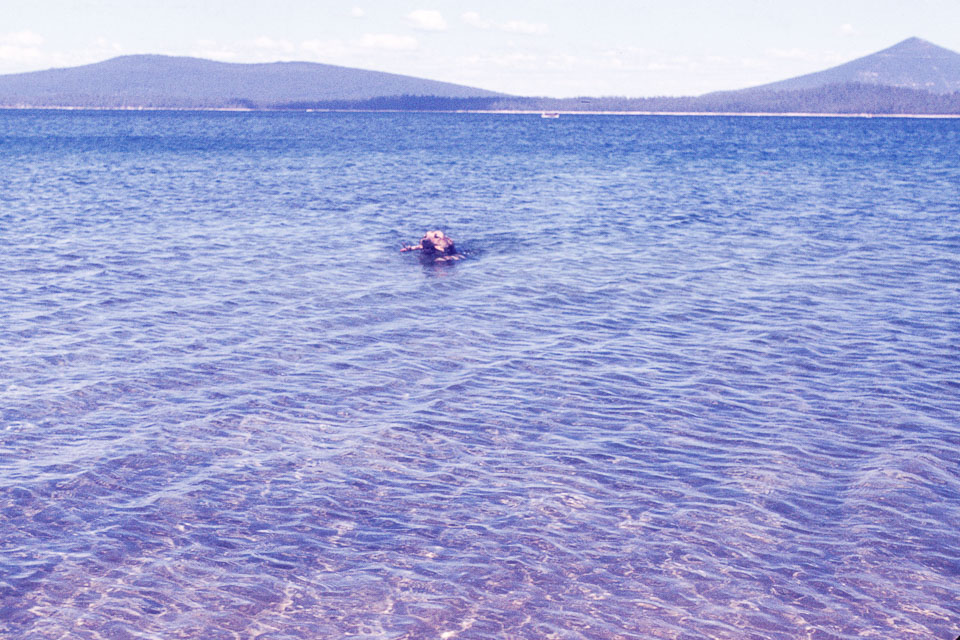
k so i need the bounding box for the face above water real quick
[421,230,454,254]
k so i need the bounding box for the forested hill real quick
[2,38,960,114]
[0,55,506,109]
[496,37,960,115]
[737,37,960,95]
[483,83,960,115]
[486,38,960,115]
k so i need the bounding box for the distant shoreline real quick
[2,105,960,119]
[4,44,960,119]
[460,110,960,119]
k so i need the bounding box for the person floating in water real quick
[401,230,462,263]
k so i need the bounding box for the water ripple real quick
[1,111,959,639]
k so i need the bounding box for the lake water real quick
[1,110,958,639]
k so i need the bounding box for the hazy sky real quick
[3,1,958,97]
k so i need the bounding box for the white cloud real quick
[461,12,492,29]
[839,23,859,36]
[188,32,421,67]
[0,30,46,66]
[300,38,350,59]
[737,56,768,70]
[502,20,548,35]
[193,40,240,61]
[766,47,818,61]
[351,7,366,18]
[460,13,547,35]
[762,46,847,70]
[193,36,299,62]
[0,46,40,65]
[252,36,295,54]
[91,37,123,57]
[358,33,419,50]
[464,51,577,72]
[463,52,534,68]
[1,30,44,47]
[407,10,448,31]
[0,33,123,74]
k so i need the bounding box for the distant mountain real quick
[734,37,960,95]
[2,38,959,114]
[675,37,960,114]
[494,37,960,115]
[0,55,506,109]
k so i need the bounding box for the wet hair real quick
[420,231,456,256]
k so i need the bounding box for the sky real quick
[2,1,959,97]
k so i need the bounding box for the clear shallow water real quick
[1,110,959,639]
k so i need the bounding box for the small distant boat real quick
[540,111,560,119]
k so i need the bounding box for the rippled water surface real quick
[1,110,959,639]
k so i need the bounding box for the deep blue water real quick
[1,110,959,639]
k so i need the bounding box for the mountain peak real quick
[739,37,960,95]
[880,37,958,59]
[890,36,932,49]
[0,54,506,108]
